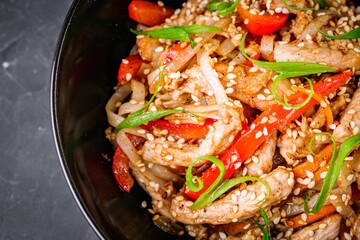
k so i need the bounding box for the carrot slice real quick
[284,204,336,228]
[293,143,340,180]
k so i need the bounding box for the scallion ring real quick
[272,76,314,109]
[309,132,336,158]
[251,207,269,240]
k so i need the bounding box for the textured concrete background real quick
[0,1,98,239]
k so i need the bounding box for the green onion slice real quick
[115,66,197,131]
[240,33,335,109]
[317,27,360,40]
[131,25,223,48]
[304,134,360,214]
[283,0,315,10]
[251,207,269,240]
[315,0,327,9]
[186,156,269,210]
[186,156,225,209]
[206,0,240,16]
[309,132,336,157]
[272,77,314,109]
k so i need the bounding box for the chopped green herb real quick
[114,66,197,131]
[131,25,223,48]
[317,27,360,40]
[206,0,240,16]
[304,134,360,214]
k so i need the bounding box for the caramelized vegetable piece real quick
[117,54,143,83]
[128,0,174,26]
[141,119,216,140]
[284,204,336,228]
[238,6,288,35]
[112,134,145,192]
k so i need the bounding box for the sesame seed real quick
[208,90,214,96]
[255,131,263,139]
[261,117,268,124]
[294,188,300,195]
[306,34,312,40]
[306,170,314,179]
[244,19,249,24]
[250,124,255,130]
[308,181,315,188]
[307,155,314,162]
[287,178,294,185]
[319,223,327,229]
[348,109,356,114]
[146,133,155,141]
[298,42,305,47]
[344,233,351,240]
[342,194,347,202]
[263,127,268,136]
[301,213,307,222]
[232,205,239,213]
[234,162,242,169]
[126,73,132,81]
[336,206,342,213]
[252,155,259,163]
[249,66,259,72]
[309,230,314,237]
[165,155,173,160]
[122,59,129,64]
[227,73,237,79]
[155,46,164,53]
[347,174,354,181]
[141,201,147,208]
[345,156,353,161]
[225,88,234,94]
[194,37,203,43]
[257,94,266,100]
[329,124,336,130]
[193,212,199,219]
[231,155,238,163]
[219,232,226,239]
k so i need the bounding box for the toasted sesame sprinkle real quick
[146,133,155,141]
[155,46,164,53]
[336,206,342,213]
[126,73,132,81]
[255,131,263,139]
[294,188,300,195]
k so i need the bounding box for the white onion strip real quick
[260,34,276,60]
[105,83,131,127]
[197,47,228,105]
[116,130,142,165]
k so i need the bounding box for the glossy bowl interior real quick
[51,0,191,239]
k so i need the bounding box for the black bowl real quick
[51,0,191,239]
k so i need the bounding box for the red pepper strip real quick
[237,6,288,35]
[244,52,260,67]
[117,54,143,83]
[128,0,174,26]
[185,71,353,199]
[163,42,190,65]
[112,134,145,192]
[141,119,216,140]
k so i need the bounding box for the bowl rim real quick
[50,0,106,239]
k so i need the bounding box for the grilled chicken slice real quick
[274,43,360,72]
[171,167,294,225]
[333,88,360,142]
[291,214,342,240]
[141,105,242,168]
[245,131,277,177]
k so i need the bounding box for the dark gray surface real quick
[0,1,98,239]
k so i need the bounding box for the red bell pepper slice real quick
[112,134,145,192]
[185,71,353,199]
[238,6,288,35]
[141,119,216,140]
[162,42,190,65]
[128,0,174,26]
[244,52,260,67]
[117,54,143,83]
